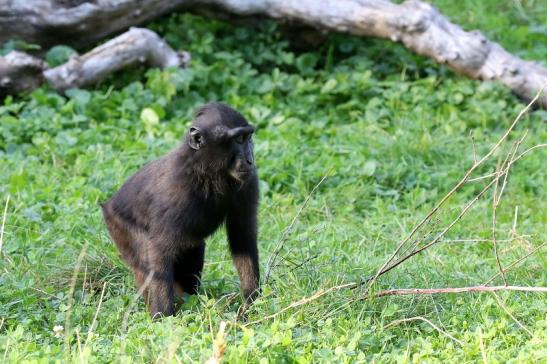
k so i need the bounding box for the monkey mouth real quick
[236,168,253,174]
[229,168,255,181]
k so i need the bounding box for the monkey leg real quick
[148,277,175,318]
[141,252,175,318]
[102,203,142,270]
[103,204,157,306]
[133,266,152,306]
[173,243,205,296]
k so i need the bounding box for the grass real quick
[0,1,546,362]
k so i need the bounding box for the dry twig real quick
[264,172,330,283]
[367,85,545,290]
[84,281,108,351]
[483,241,546,286]
[369,285,547,297]
[383,316,463,346]
[245,283,546,327]
[491,162,506,285]
[245,282,357,326]
[247,87,547,326]
[0,195,10,255]
[491,292,534,337]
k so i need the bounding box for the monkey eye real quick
[235,134,246,144]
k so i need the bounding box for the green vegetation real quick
[0,1,545,362]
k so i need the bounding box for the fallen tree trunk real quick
[0,0,185,49]
[223,0,547,107]
[0,52,46,96]
[1,0,545,106]
[0,28,189,96]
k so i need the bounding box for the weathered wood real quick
[44,27,190,91]
[0,51,46,97]
[0,0,188,49]
[0,0,545,105]
[0,28,189,95]
[211,0,547,107]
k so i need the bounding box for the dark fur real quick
[101,102,259,318]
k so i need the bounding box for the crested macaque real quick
[101,102,259,318]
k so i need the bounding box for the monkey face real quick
[186,103,256,182]
[226,128,255,181]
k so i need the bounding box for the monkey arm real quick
[226,189,260,304]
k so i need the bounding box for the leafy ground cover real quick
[0,1,546,362]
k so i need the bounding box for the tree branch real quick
[365,86,544,289]
[211,0,547,106]
[0,28,189,95]
[370,285,547,298]
[1,1,545,105]
[44,27,190,91]
[245,284,546,326]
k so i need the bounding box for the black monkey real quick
[101,102,259,318]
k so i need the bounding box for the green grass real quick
[1,1,546,362]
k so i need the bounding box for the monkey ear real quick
[188,127,204,150]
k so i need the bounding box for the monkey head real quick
[186,102,256,182]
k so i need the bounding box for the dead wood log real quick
[210,0,547,107]
[0,0,186,49]
[0,52,46,96]
[0,0,545,106]
[0,28,189,95]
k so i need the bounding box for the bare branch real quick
[497,132,528,204]
[245,284,546,326]
[441,237,527,244]
[0,28,189,94]
[366,86,546,291]
[44,28,190,91]
[370,285,547,297]
[367,84,544,290]
[264,172,330,283]
[370,172,505,283]
[491,161,507,285]
[244,282,357,326]
[483,241,547,286]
